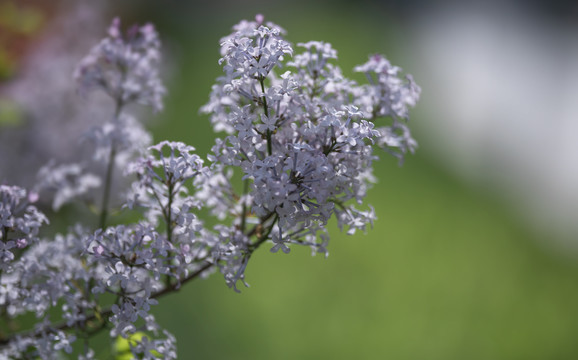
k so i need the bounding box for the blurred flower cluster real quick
[0,15,419,359]
[0,1,110,191]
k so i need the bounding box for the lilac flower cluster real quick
[0,185,47,270]
[0,15,419,359]
[203,20,419,252]
[74,17,165,112]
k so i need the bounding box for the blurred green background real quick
[3,0,578,359]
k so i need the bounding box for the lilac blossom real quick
[35,162,101,211]
[202,17,419,268]
[74,17,166,112]
[0,185,48,271]
[0,15,419,359]
[354,54,421,161]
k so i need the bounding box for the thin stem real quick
[246,211,275,238]
[152,262,213,299]
[240,179,249,233]
[166,176,174,245]
[98,146,116,229]
[250,213,278,251]
[98,100,123,229]
[1,226,7,242]
[260,215,277,241]
[259,77,272,156]
[164,176,174,287]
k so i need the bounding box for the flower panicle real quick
[0,15,419,359]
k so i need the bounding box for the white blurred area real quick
[407,3,578,249]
